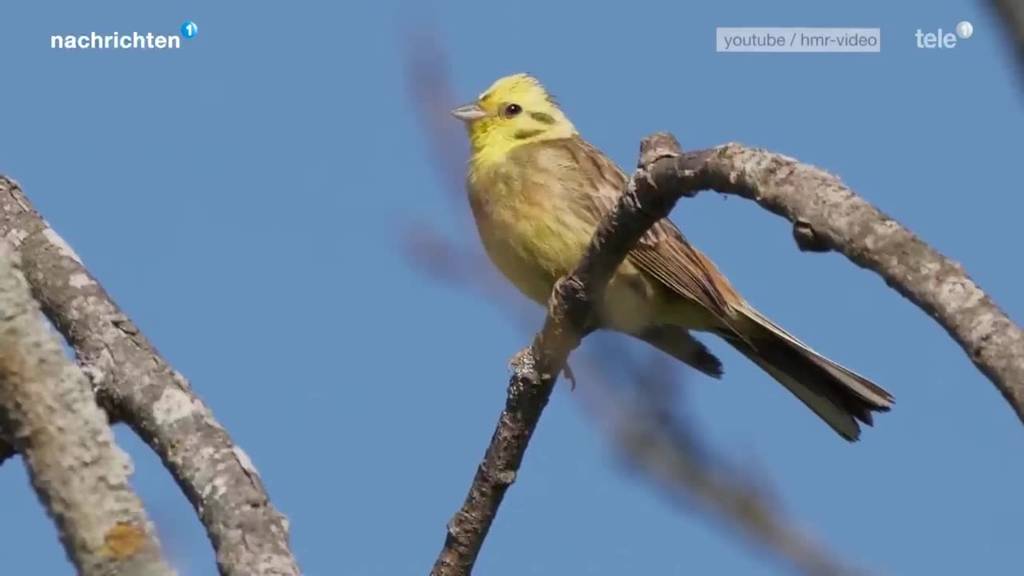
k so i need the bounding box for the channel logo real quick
[181,21,198,40]
[915,20,973,49]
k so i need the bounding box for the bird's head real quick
[451,74,576,158]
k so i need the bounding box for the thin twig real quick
[406,34,869,573]
[430,134,698,576]
[0,176,300,576]
[408,230,865,575]
[582,345,863,576]
[0,243,174,575]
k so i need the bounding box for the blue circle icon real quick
[180,21,198,39]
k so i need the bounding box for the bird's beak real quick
[451,103,487,123]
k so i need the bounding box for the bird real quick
[451,73,893,440]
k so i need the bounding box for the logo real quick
[915,20,973,49]
[180,21,198,40]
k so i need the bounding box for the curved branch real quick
[430,134,696,575]
[0,244,174,575]
[647,142,1024,424]
[0,177,300,576]
[432,132,1023,573]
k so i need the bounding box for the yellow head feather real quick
[458,74,576,167]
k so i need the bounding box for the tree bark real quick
[0,243,174,575]
[649,141,1024,424]
[0,176,300,576]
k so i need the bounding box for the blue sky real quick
[1,1,1022,574]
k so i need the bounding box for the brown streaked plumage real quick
[454,74,893,440]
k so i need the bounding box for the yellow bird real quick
[452,73,893,440]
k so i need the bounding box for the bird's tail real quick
[626,325,724,379]
[721,306,894,441]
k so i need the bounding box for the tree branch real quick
[430,133,700,576]
[0,176,300,576]
[409,231,864,576]
[0,243,174,575]
[432,131,1024,573]
[585,350,864,576]
[646,142,1024,424]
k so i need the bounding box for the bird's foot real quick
[562,362,577,390]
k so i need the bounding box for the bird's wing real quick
[567,136,743,328]
[629,220,742,321]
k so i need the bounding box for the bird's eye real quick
[503,103,522,118]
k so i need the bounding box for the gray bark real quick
[651,141,1024,425]
[0,176,300,576]
[0,243,174,575]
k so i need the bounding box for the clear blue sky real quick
[1,1,1022,574]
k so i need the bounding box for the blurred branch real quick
[0,243,174,575]
[619,417,858,576]
[989,0,1024,81]
[409,33,868,576]
[0,176,300,576]
[430,134,718,576]
[0,436,13,465]
[582,345,863,576]
[652,141,1024,425]
[402,225,534,318]
[404,29,469,199]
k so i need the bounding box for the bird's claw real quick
[562,362,577,390]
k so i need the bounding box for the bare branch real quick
[406,35,866,572]
[430,134,699,576]
[0,243,174,575]
[432,130,1024,573]
[0,176,300,576]
[643,140,1024,424]
[410,227,863,574]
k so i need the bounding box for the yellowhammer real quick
[452,73,893,440]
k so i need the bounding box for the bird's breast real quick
[467,162,592,304]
